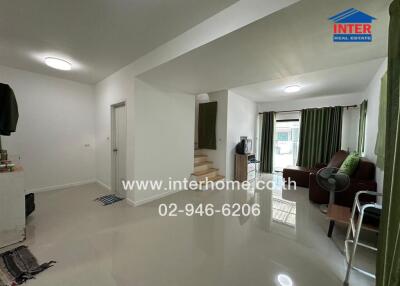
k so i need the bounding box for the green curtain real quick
[375,73,388,169]
[357,100,368,154]
[297,106,343,168]
[198,102,217,149]
[260,112,274,173]
[376,1,400,285]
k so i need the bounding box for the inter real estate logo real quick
[329,8,376,42]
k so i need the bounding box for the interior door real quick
[112,103,127,198]
[198,102,217,149]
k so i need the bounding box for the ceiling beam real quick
[123,0,300,77]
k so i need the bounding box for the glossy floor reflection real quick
[19,175,375,286]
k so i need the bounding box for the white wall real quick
[95,75,195,204]
[361,58,387,194]
[95,60,196,207]
[200,90,228,177]
[95,70,135,189]
[226,91,257,180]
[0,65,95,192]
[131,79,194,204]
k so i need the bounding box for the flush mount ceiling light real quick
[276,274,293,286]
[284,85,301,93]
[44,57,72,71]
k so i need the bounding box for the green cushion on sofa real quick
[339,152,360,176]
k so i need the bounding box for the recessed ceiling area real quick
[138,0,390,95]
[0,0,238,83]
[232,58,385,102]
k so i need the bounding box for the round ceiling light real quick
[45,57,72,71]
[284,85,301,93]
[276,274,294,286]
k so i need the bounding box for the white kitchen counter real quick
[0,166,25,248]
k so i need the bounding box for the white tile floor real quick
[11,175,376,286]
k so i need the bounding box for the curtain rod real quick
[258,104,358,114]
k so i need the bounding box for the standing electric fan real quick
[316,167,350,213]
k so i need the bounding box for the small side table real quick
[326,204,351,238]
[0,166,25,248]
[326,203,379,238]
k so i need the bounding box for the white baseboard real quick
[96,180,111,191]
[27,179,96,193]
[126,189,182,207]
[126,197,136,206]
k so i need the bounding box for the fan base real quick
[320,204,328,214]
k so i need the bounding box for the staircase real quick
[192,151,224,183]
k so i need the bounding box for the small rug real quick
[0,246,55,285]
[94,194,124,206]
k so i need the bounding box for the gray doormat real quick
[94,194,124,206]
[0,245,55,285]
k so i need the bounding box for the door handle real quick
[113,148,118,152]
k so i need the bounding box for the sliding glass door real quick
[273,116,300,172]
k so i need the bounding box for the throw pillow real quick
[339,152,360,176]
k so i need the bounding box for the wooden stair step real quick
[208,175,225,182]
[194,161,212,167]
[192,169,218,180]
[192,168,218,176]
[198,175,225,184]
[194,161,213,172]
[194,154,208,163]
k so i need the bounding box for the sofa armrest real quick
[308,172,329,204]
[350,179,377,191]
[314,163,327,170]
[308,174,377,207]
[350,179,377,203]
[335,179,377,207]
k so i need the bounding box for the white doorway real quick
[111,102,127,198]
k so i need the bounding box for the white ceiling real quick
[0,0,238,83]
[232,58,385,102]
[138,0,391,96]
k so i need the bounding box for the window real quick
[277,132,289,141]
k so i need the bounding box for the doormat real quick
[0,245,55,285]
[94,194,124,206]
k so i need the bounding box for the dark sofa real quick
[283,150,377,207]
[283,150,349,188]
